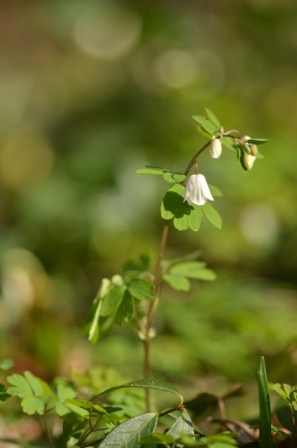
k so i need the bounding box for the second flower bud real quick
[209,138,222,159]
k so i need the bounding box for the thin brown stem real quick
[143,220,169,411]
[142,135,217,411]
[222,129,242,137]
[183,140,212,176]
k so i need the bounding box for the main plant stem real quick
[143,220,169,411]
[143,139,212,411]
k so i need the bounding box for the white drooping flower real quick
[209,138,222,159]
[184,174,214,206]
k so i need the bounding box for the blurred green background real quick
[1,0,297,411]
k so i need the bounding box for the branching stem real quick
[142,136,216,412]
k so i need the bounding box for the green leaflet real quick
[170,261,216,281]
[115,290,135,325]
[167,409,195,440]
[101,285,126,316]
[163,260,216,291]
[99,412,158,448]
[205,108,221,128]
[127,278,155,301]
[202,201,222,229]
[161,184,203,231]
[96,378,181,398]
[136,166,186,183]
[163,274,191,291]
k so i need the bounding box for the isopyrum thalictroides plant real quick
[0,109,274,447]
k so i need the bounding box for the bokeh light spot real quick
[74,6,142,59]
[239,204,279,246]
[0,131,54,191]
[153,50,199,88]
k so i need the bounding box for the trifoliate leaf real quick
[161,184,211,231]
[7,372,52,416]
[202,202,222,229]
[161,184,192,231]
[115,290,135,325]
[127,279,154,301]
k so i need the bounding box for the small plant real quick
[0,110,275,447]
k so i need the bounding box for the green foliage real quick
[257,357,277,448]
[95,378,182,399]
[136,166,186,183]
[7,371,52,415]
[0,108,270,447]
[83,270,155,343]
[163,260,216,292]
[0,359,14,371]
[192,113,221,137]
[99,412,158,447]
[160,183,222,231]
[0,384,10,403]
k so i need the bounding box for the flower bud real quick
[243,154,256,170]
[184,174,214,206]
[209,138,222,159]
[249,144,258,156]
[242,135,258,157]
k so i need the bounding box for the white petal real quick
[197,174,214,202]
[184,174,214,206]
